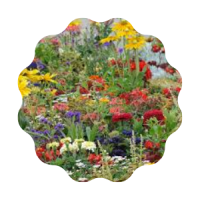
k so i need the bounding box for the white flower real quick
[66,171,73,175]
[76,162,86,168]
[69,142,79,152]
[58,48,64,55]
[93,165,101,168]
[60,144,67,154]
[81,141,96,151]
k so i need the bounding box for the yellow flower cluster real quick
[100,19,146,50]
[18,68,57,98]
[18,75,31,98]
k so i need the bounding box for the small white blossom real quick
[66,171,73,175]
[76,162,86,168]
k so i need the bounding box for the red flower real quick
[145,140,154,149]
[155,143,160,150]
[163,88,171,98]
[55,90,65,96]
[143,109,165,126]
[112,113,132,122]
[130,60,152,80]
[45,150,60,162]
[165,67,175,74]
[79,86,89,94]
[36,147,45,160]
[88,154,102,165]
[152,45,161,53]
[175,87,181,93]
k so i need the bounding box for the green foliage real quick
[86,125,98,141]
[164,108,181,134]
[18,109,29,130]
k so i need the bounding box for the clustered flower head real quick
[143,109,165,126]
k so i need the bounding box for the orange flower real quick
[89,75,101,80]
[54,103,69,111]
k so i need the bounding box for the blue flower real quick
[27,62,37,69]
[109,136,123,144]
[122,130,132,137]
[111,149,126,157]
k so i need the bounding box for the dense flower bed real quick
[18,18,182,182]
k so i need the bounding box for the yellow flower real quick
[100,35,119,44]
[51,89,57,96]
[42,73,57,83]
[46,142,59,149]
[31,87,41,93]
[125,35,146,50]
[20,69,42,83]
[69,19,81,26]
[60,137,72,144]
[116,29,137,38]
[18,77,31,98]
[112,20,134,32]
[99,97,110,103]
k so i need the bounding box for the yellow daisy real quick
[125,35,146,50]
[41,73,57,83]
[100,35,119,44]
[18,77,31,98]
[69,19,81,26]
[112,20,134,32]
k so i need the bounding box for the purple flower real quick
[39,117,49,124]
[54,123,64,131]
[65,111,81,123]
[111,149,126,157]
[122,130,132,137]
[27,62,37,69]
[43,130,50,135]
[118,48,123,54]
[66,61,71,66]
[103,42,110,47]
